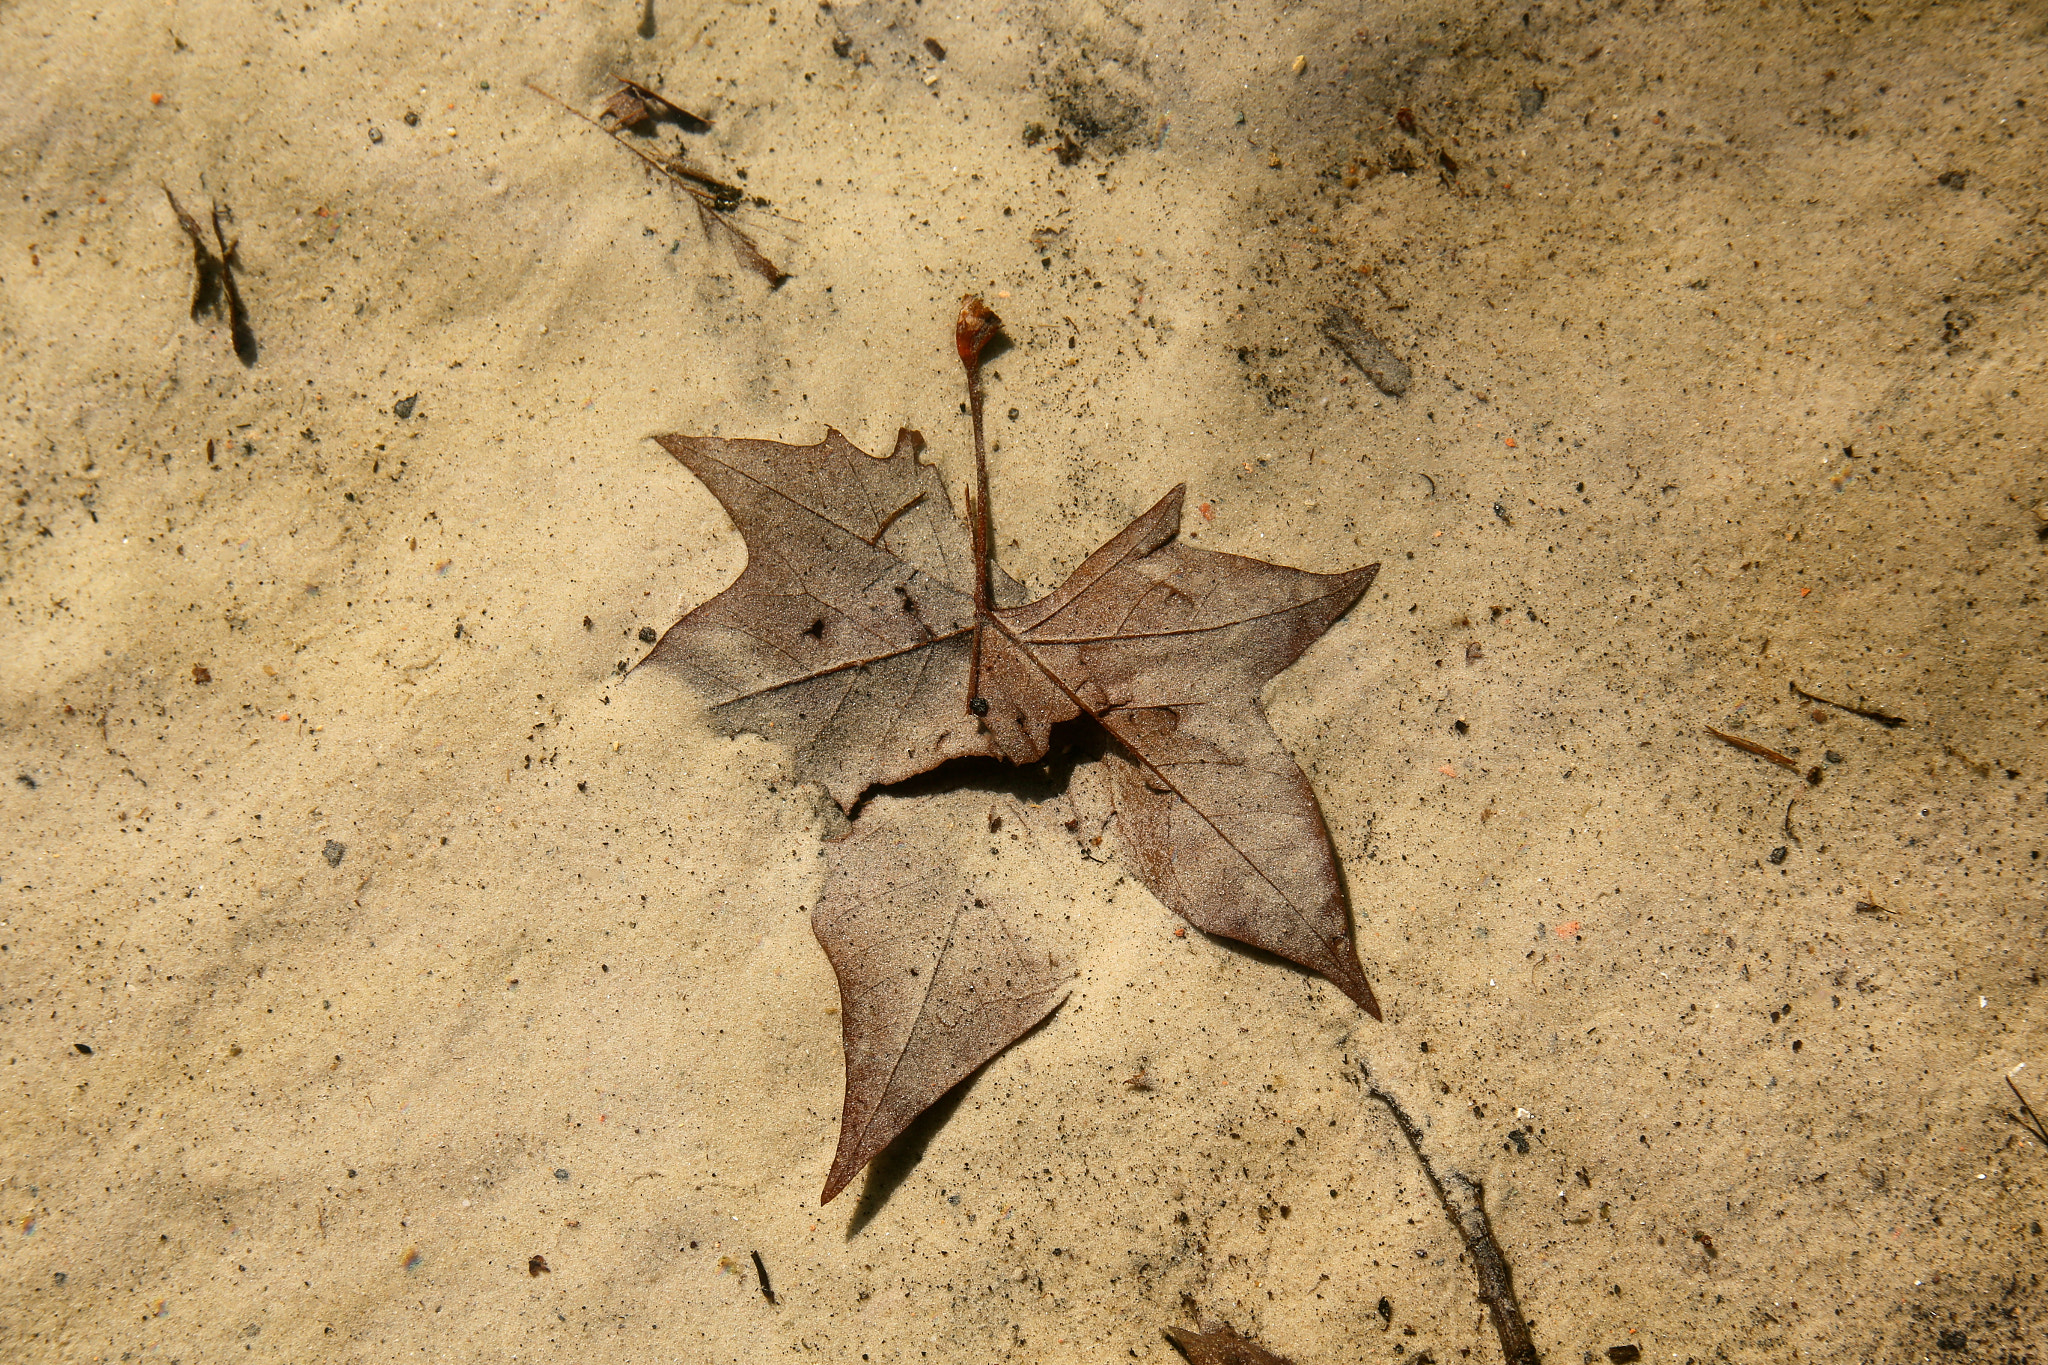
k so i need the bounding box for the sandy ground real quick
[4,0,2046,1361]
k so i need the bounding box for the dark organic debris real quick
[163,186,257,364]
[749,1250,777,1304]
[1321,306,1411,397]
[1164,1316,1298,1364]
[322,840,346,867]
[600,74,711,133]
[527,1254,550,1276]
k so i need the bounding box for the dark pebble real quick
[638,626,657,644]
[368,128,384,144]
[1607,1348,1642,1364]
[1824,750,1843,764]
[322,840,346,867]
[1768,846,1788,865]
[74,1043,93,1055]
[393,394,418,420]
[403,110,420,127]
[554,1168,571,1181]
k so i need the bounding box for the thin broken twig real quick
[1790,681,1905,728]
[162,185,221,319]
[1705,726,1797,771]
[2008,1077,2048,1147]
[527,81,786,285]
[210,203,257,364]
[1349,1061,1541,1365]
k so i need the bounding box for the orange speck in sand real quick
[1800,587,1811,597]
[1504,437,1517,448]
[1553,920,1581,938]
[1198,501,1214,522]
[1174,926,1186,938]
[1439,763,1459,778]
[150,93,164,106]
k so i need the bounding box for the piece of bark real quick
[1322,307,1411,397]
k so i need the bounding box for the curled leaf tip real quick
[956,294,1002,367]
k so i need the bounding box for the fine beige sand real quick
[4,1,2044,1361]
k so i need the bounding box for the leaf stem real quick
[956,296,1002,717]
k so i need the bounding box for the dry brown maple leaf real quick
[642,298,1378,1202]
[811,788,1073,1203]
[1163,1317,1300,1365]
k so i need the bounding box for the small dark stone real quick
[393,394,418,420]
[1937,1330,1967,1351]
[638,626,658,644]
[583,616,593,630]
[1824,750,1843,764]
[554,1168,570,1181]
[922,36,946,59]
[368,128,384,144]
[74,1043,93,1055]
[322,840,346,867]
[1936,170,1969,190]
[1607,1348,1642,1364]
[1767,846,1788,865]
[53,1272,67,1285]
[1378,1297,1394,1324]
[402,110,420,127]
[969,696,990,717]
